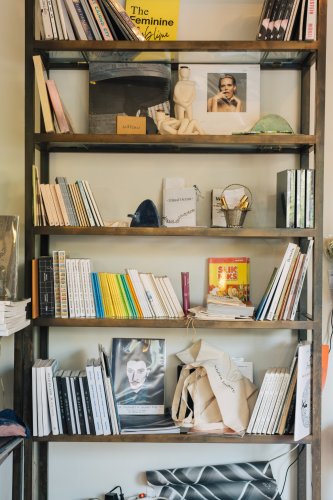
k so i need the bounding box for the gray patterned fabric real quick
[146,462,282,500]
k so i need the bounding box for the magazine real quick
[111,338,166,415]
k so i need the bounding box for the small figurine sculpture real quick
[156,110,205,136]
[173,65,196,121]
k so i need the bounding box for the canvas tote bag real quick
[172,340,257,435]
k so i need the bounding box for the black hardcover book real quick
[38,256,55,317]
[71,370,87,435]
[265,0,282,39]
[53,369,68,434]
[257,0,276,40]
[270,0,288,38]
[60,370,75,435]
[79,370,96,435]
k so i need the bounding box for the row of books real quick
[255,240,313,321]
[32,345,119,436]
[276,169,314,229]
[38,0,145,41]
[34,252,185,319]
[247,342,310,440]
[257,0,317,41]
[0,299,31,336]
[33,169,104,227]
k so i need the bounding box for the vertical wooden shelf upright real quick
[19,0,327,499]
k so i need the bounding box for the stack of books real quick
[37,0,145,41]
[257,0,317,41]
[255,240,313,321]
[0,299,31,336]
[206,294,254,319]
[33,252,184,320]
[119,411,180,435]
[33,168,104,228]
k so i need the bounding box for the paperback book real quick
[208,257,250,302]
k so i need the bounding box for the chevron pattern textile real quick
[146,461,282,500]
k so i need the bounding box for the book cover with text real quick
[125,0,180,41]
[208,257,250,303]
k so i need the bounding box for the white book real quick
[39,0,54,39]
[268,370,291,434]
[261,368,287,434]
[162,186,196,227]
[147,273,169,317]
[258,242,298,321]
[305,169,315,228]
[305,0,317,40]
[56,0,69,39]
[93,359,111,435]
[154,276,175,318]
[40,360,53,436]
[139,273,163,317]
[52,369,64,434]
[294,342,312,440]
[51,0,64,39]
[79,259,92,317]
[282,253,305,320]
[252,368,276,434]
[46,0,59,38]
[126,269,154,318]
[65,258,76,318]
[289,239,314,320]
[63,0,88,39]
[256,368,281,434]
[162,276,185,318]
[60,0,76,39]
[36,361,45,437]
[266,243,299,321]
[83,258,96,318]
[86,359,103,435]
[32,359,43,437]
[156,276,178,318]
[76,180,96,227]
[247,369,271,434]
[82,180,104,227]
[44,359,60,435]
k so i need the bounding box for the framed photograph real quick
[111,338,166,415]
[183,64,260,135]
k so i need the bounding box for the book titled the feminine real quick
[111,338,166,415]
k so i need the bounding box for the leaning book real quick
[0,216,19,300]
[208,257,250,302]
[111,338,166,415]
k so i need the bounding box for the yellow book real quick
[208,257,250,303]
[125,0,180,41]
[107,273,127,318]
[99,273,115,317]
[125,274,143,318]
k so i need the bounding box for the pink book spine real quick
[181,271,190,315]
[45,80,70,133]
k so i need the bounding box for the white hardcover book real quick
[82,180,104,226]
[289,239,314,320]
[154,276,175,318]
[51,0,64,39]
[258,242,297,321]
[305,169,315,228]
[93,359,111,435]
[36,362,45,436]
[52,371,64,434]
[266,243,299,320]
[268,370,290,434]
[63,0,88,39]
[252,369,276,434]
[69,373,81,434]
[256,368,281,434]
[247,369,271,434]
[162,276,185,318]
[261,368,287,434]
[44,359,60,435]
[40,360,52,436]
[86,359,103,435]
[126,269,154,318]
[46,0,59,38]
[56,0,69,38]
[294,342,312,440]
[305,0,317,40]
[157,276,178,318]
[65,258,76,318]
[83,259,96,317]
[71,259,84,317]
[146,273,169,317]
[139,273,163,317]
[78,259,91,317]
[39,0,54,39]
[162,186,196,227]
[32,359,43,437]
[60,0,76,39]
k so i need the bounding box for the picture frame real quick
[183,64,260,135]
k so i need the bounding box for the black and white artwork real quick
[111,338,165,415]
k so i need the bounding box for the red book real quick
[181,272,190,315]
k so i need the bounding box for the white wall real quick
[0,1,332,499]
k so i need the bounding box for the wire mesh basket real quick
[220,184,252,228]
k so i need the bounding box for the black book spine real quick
[55,375,68,434]
[73,376,87,434]
[257,0,276,40]
[82,375,96,434]
[61,376,74,435]
[38,256,55,317]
